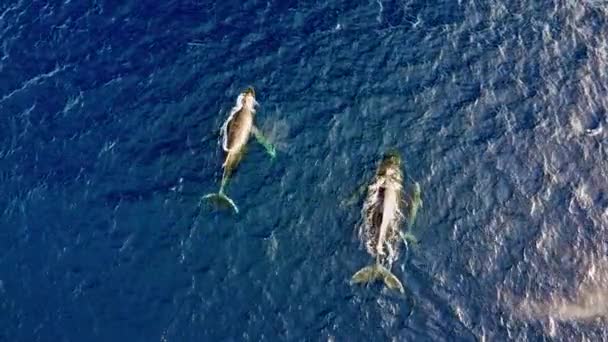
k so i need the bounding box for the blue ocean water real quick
[2,0,608,341]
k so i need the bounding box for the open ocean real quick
[1,0,608,341]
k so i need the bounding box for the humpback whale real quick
[203,87,275,213]
[351,152,407,293]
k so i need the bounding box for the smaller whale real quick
[203,87,275,214]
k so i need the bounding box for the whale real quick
[203,87,275,214]
[351,152,407,293]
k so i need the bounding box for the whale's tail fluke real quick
[351,263,404,293]
[202,191,239,214]
[202,174,238,214]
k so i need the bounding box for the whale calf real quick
[203,87,275,214]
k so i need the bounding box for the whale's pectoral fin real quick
[400,231,418,245]
[252,126,276,159]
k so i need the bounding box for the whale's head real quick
[377,150,402,178]
[382,150,401,167]
[243,86,255,97]
[241,87,257,110]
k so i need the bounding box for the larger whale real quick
[351,152,408,293]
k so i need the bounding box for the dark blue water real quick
[2,0,608,341]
